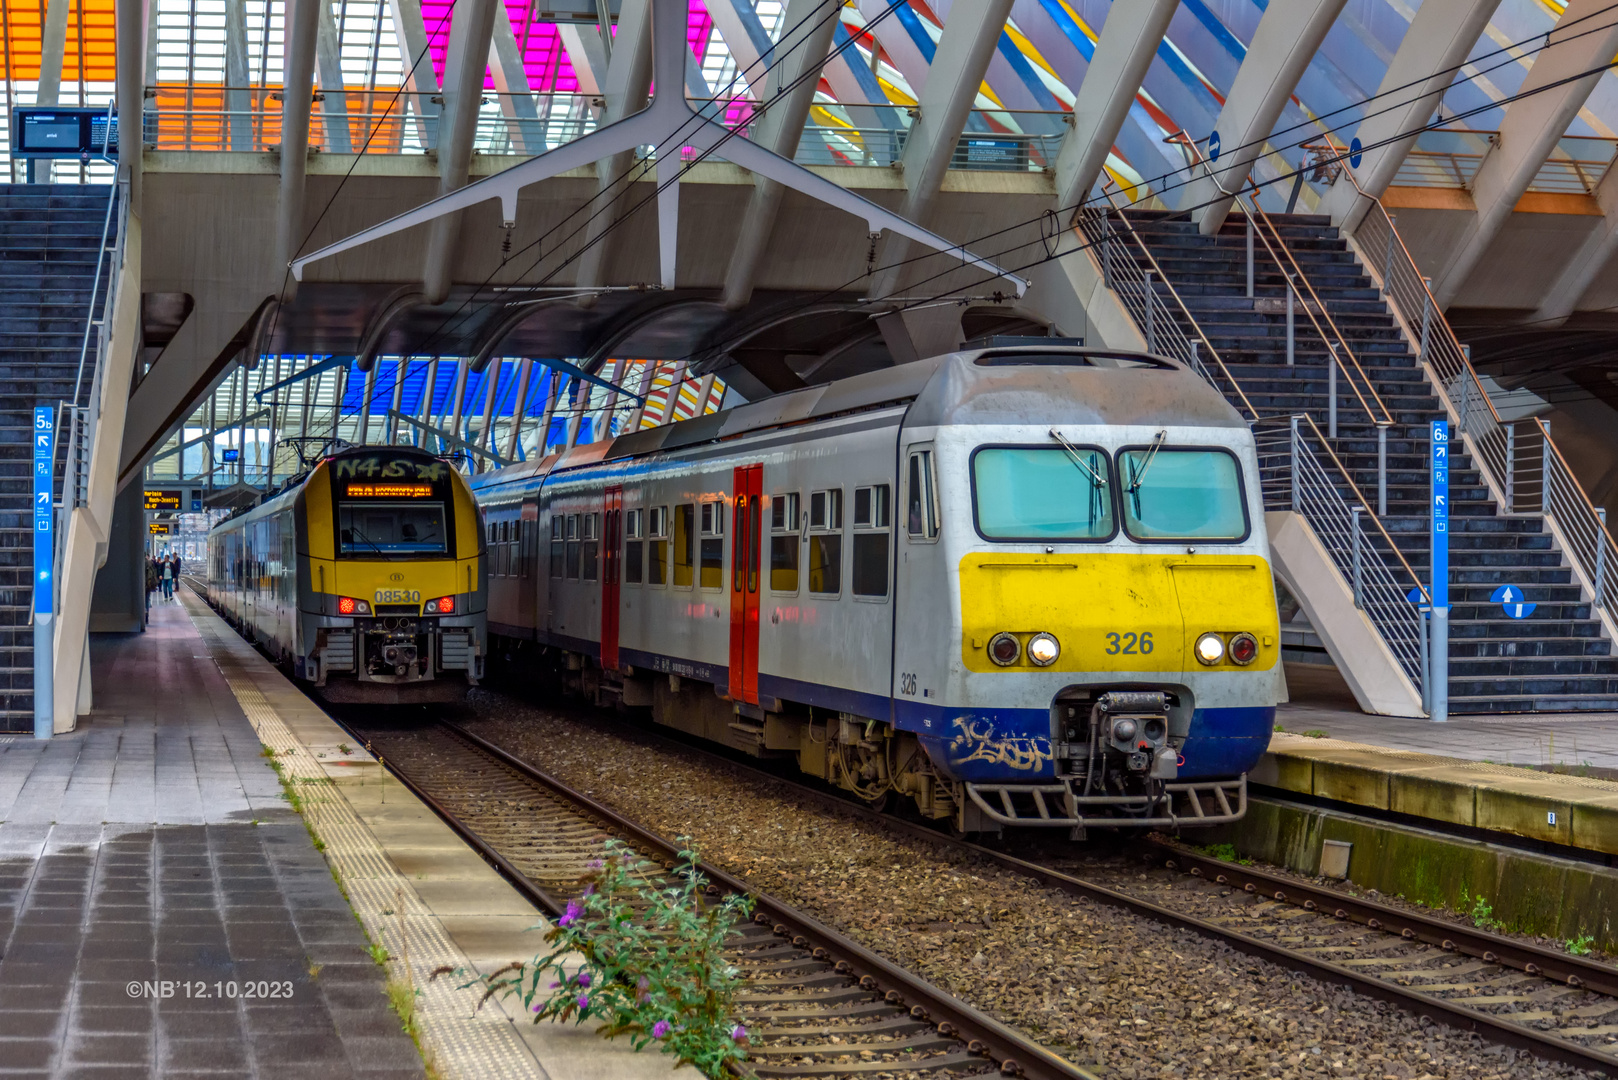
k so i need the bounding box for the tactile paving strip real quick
[182,599,548,1080]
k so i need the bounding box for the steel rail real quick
[470,709,1618,1076]
[358,719,1097,1080]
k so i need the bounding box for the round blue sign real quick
[1490,583,1536,620]
[1208,130,1222,162]
[1349,137,1363,169]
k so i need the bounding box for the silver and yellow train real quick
[206,445,487,703]
[473,345,1284,832]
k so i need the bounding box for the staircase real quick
[0,184,115,732]
[1114,208,1618,715]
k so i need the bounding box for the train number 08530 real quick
[1104,631,1153,655]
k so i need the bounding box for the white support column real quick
[315,0,354,153]
[388,0,438,146]
[225,0,254,150]
[720,0,841,310]
[1318,0,1501,226]
[33,0,70,183]
[423,0,501,303]
[868,0,1014,299]
[1531,161,1618,325]
[476,360,502,455]
[1053,0,1179,211]
[1431,0,1618,308]
[488,9,542,155]
[1182,0,1348,236]
[386,357,408,442]
[277,0,321,297]
[538,372,563,455]
[117,0,149,209]
[504,358,534,459]
[574,0,655,303]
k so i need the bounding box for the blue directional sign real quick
[1349,137,1363,169]
[1491,584,1536,619]
[1208,130,1222,162]
[192,499,202,512]
[33,407,54,617]
[1431,421,1449,610]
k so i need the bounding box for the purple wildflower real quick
[731,1025,747,1042]
[651,1020,671,1039]
[558,899,581,927]
[532,1004,542,1013]
[576,994,590,1009]
[637,976,650,990]
[575,972,591,988]
[587,859,605,869]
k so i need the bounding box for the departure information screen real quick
[345,483,435,498]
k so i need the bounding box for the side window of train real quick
[648,506,669,586]
[770,493,800,593]
[549,515,564,578]
[672,504,695,588]
[906,448,939,541]
[807,489,842,596]
[852,485,892,599]
[699,502,724,589]
[582,513,600,582]
[565,513,582,580]
[624,509,645,584]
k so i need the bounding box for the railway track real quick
[445,705,1618,1078]
[346,720,1097,1080]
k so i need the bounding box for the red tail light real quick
[424,595,455,614]
[337,596,371,616]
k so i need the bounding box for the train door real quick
[729,465,762,703]
[601,486,622,670]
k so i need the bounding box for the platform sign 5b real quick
[33,407,55,617]
[1430,421,1448,609]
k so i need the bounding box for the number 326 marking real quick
[1105,631,1153,655]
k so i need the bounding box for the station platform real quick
[1263,663,1618,856]
[0,591,675,1079]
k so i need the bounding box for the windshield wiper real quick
[1128,430,1167,493]
[1049,428,1107,486]
[346,522,385,555]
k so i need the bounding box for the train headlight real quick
[988,632,1021,666]
[1026,632,1060,667]
[1228,632,1259,666]
[424,595,455,614]
[1194,632,1225,666]
[337,596,372,616]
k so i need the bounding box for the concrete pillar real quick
[721,0,841,310]
[88,481,147,633]
[117,0,149,210]
[504,358,534,459]
[388,0,438,146]
[868,0,1014,298]
[1182,0,1349,236]
[277,0,322,298]
[422,0,501,303]
[1054,0,1179,211]
[315,0,354,153]
[1318,0,1501,225]
[488,7,542,154]
[224,0,254,150]
[1431,0,1618,307]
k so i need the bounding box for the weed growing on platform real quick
[469,837,753,1078]
[1461,889,1499,931]
[1568,934,1596,956]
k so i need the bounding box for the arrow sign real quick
[1208,130,1222,162]
[1490,583,1537,620]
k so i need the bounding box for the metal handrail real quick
[1538,419,1616,617]
[1164,129,1393,429]
[1241,184,1394,429]
[1081,189,1260,421]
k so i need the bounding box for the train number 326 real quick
[1105,631,1154,655]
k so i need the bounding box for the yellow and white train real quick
[207,445,487,703]
[473,346,1283,832]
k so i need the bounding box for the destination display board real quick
[11,107,118,158]
[144,490,182,511]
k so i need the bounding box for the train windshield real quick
[1118,447,1248,541]
[971,446,1114,540]
[337,502,449,556]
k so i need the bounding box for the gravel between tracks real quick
[452,690,1600,1080]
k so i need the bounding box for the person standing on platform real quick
[162,555,174,600]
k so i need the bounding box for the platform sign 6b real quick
[33,407,55,617]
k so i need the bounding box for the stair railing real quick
[1255,413,1430,692]
[1328,156,1618,627]
[1074,192,1260,421]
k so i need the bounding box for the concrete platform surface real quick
[0,598,424,1078]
